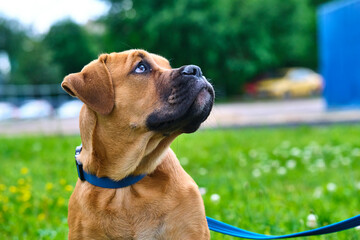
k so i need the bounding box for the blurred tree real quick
[1,0,333,94]
[309,0,332,6]
[100,0,329,97]
[44,19,97,76]
[0,51,11,83]
[10,39,62,84]
[0,17,27,81]
[0,17,62,85]
[0,17,25,61]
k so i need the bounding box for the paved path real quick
[204,98,360,128]
[1,98,360,135]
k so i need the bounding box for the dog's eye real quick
[135,63,148,74]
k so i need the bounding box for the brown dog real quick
[62,49,214,239]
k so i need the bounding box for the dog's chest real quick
[109,220,167,240]
[95,212,171,240]
[71,185,174,239]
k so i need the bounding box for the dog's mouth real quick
[146,75,214,134]
[181,85,214,133]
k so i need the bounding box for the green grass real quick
[1,125,360,239]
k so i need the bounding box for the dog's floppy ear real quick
[61,54,114,115]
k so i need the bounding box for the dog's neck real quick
[78,105,178,181]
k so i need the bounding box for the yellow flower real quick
[59,178,67,186]
[57,197,65,206]
[17,178,25,185]
[2,205,9,212]
[2,196,9,204]
[20,203,31,214]
[20,167,29,175]
[65,185,73,192]
[20,191,31,202]
[24,184,32,191]
[37,213,46,221]
[9,186,17,193]
[45,183,54,191]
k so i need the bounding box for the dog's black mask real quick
[146,65,214,134]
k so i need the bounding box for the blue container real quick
[318,0,360,108]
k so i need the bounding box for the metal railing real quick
[0,84,71,107]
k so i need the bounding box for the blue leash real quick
[206,215,360,239]
[74,145,360,238]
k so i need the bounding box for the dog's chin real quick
[181,88,214,133]
[146,87,214,135]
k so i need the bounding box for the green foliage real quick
[1,124,360,239]
[101,0,321,96]
[44,19,98,76]
[175,125,360,239]
[0,0,332,94]
[0,17,62,85]
[0,135,79,239]
[10,39,62,85]
[0,17,27,61]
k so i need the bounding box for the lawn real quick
[0,124,360,239]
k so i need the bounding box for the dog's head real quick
[62,49,214,135]
[61,50,214,178]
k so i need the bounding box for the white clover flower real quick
[252,169,261,178]
[238,157,247,167]
[330,160,339,168]
[210,193,220,202]
[341,157,351,166]
[290,147,301,157]
[306,214,317,228]
[180,157,189,166]
[326,183,337,192]
[308,166,316,173]
[198,168,208,176]
[281,141,291,149]
[356,225,360,231]
[277,167,287,175]
[286,159,297,169]
[249,149,258,158]
[271,160,280,168]
[351,148,360,157]
[262,165,271,173]
[199,187,207,195]
[302,154,311,164]
[333,147,342,154]
[313,187,322,199]
[356,182,360,190]
[315,159,326,169]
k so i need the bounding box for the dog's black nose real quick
[181,65,202,78]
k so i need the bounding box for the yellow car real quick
[255,68,323,98]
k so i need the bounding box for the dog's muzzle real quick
[146,65,214,134]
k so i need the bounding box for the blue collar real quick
[75,145,146,189]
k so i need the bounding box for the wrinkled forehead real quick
[149,53,172,69]
[108,50,171,70]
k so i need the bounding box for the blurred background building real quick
[318,0,360,108]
